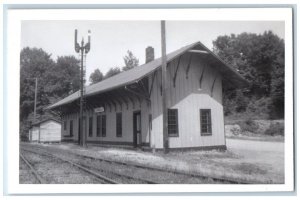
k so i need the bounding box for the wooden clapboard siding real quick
[150,52,225,148]
[39,120,61,142]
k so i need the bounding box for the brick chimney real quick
[145,46,154,63]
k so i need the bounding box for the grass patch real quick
[232,162,268,175]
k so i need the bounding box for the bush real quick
[264,122,284,136]
[245,97,272,119]
[237,119,259,134]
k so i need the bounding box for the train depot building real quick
[47,41,247,150]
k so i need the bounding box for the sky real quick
[21,20,284,83]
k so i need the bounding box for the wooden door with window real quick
[133,111,141,148]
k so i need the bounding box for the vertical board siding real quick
[150,53,225,149]
[39,121,61,142]
[62,97,150,145]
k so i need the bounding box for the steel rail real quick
[21,144,254,184]
[20,153,46,184]
[22,146,157,184]
[21,148,119,184]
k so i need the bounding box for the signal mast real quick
[74,29,91,147]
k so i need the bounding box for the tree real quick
[20,47,55,121]
[46,56,81,100]
[20,47,81,136]
[89,68,104,84]
[213,31,284,119]
[104,67,121,79]
[122,50,139,71]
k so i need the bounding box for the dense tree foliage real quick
[48,56,81,99]
[88,50,139,84]
[122,50,139,71]
[89,69,104,84]
[20,47,54,121]
[20,47,80,137]
[213,31,284,119]
[104,67,121,79]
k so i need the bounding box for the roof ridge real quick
[47,41,247,110]
[88,41,200,88]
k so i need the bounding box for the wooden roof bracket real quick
[149,70,157,97]
[105,102,112,112]
[185,54,193,79]
[199,64,206,88]
[210,74,218,97]
[124,85,150,102]
[85,102,93,111]
[160,84,162,96]
[139,80,149,97]
[117,90,129,110]
[105,93,117,111]
[137,96,142,108]
[109,92,123,111]
[127,94,135,109]
[173,55,182,87]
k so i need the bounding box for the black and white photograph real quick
[3,6,295,195]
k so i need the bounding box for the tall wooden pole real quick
[33,78,39,142]
[161,20,169,153]
[33,78,38,123]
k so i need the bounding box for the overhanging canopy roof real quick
[47,41,248,110]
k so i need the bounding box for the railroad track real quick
[21,147,157,184]
[21,149,117,184]
[20,153,46,184]
[21,144,252,184]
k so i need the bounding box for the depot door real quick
[133,111,141,148]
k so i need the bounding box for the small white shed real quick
[29,125,39,142]
[29,118,61,143]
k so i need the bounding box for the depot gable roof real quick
[47,41,248,109]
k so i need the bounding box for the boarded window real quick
[69,120,73,136]
[89,117,93,137]
[200,109,212,135]
[64,121,67,130]
[97,115,106,137]
[168,109,179,137]
[116,113,122,137]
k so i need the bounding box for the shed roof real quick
[47,41,248,109]
[32,118,61,126]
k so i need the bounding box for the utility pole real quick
[33,77,39,142]
[161,20,169,153]
[74,29,91,147]
[33,77,38,124]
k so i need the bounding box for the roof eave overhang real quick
[47,41,249,109]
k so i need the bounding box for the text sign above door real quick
[94,107,105,113]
